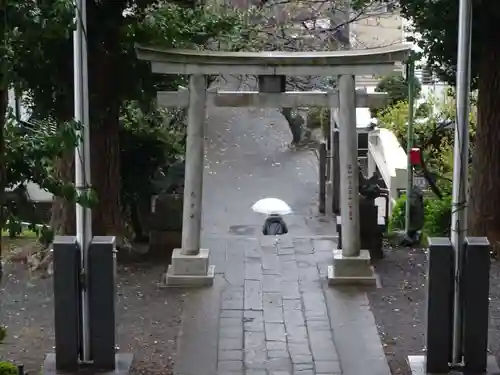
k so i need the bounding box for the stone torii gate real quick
[136,44,411,287]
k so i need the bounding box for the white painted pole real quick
[73,0,92,362]
[451,0,472,364]
[181,75,207,256]
[338,74,360,257]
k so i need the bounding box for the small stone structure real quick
[148,193,183,262]
[136,44,411,286]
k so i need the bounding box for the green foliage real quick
[382,94,468,241]
[424,195,452,237]
[306,108,329,132]
[2,2,97,232]
[416,102,431,118]
[377,95,476,178]
[132,3,255,52]
[382,94,476,241]
[0,361,17,375]
[0,325,6,343]
[0,322,13,371]
[120,101,185,199]
[388,195,405,233]
[2,0,258,238]
[1,113,96,228]
[119,101,186,238]
[376,73,422,107]
[371,73,421,118]
[123,2,258,105]
[4,0,75,116]
[8,0,256,117]
[389,194,452,239]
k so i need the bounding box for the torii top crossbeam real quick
[135,44,412,76]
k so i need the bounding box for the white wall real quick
[7,89,30,121]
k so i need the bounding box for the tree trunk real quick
[90,110,124,238]
[468,38,500,254]
[0,89,6,280]
[48,90,76,234]
[86,1,126,242]
[88,56,124,238]
[50,151,76,234]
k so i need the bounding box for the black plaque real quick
[426,237,454,373]
[463,237,490,373]
[88,236,116,370]
[53,236,81,371]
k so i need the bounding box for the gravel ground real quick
[0,260,185,374]
[368,246,500,375]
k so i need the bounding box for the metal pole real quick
[404,56,415,234]
[181,75,207,255]
[338,74,360,257]
[73,0,92,363]
[451,0,473,364]
[319,142,327,214]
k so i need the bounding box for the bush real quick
[306,108,329,131]
[0,325,6,343]
[424,195,452,237]
[388,195,406,233]
[0,362,17,375]
[389,194,452,240]
[119,101,186,240]
[370,73,422,117]
[378,96,476,174]
[376,73,422,107]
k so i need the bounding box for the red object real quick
[409,147,422,166]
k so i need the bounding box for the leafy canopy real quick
[3,113,96,211]
[375,73,421,107]
[6,0,257,118]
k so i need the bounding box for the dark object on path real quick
[282,108,304,145]
[359,196,384,260]
[359,169,383,199]
[357,166,388,260]
[262,214,288,235]
[401,187,425,247]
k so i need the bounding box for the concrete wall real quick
[351,10,403,49]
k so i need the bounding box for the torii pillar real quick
[164,74,215,286]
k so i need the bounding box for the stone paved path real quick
[215,235,342,375]
[174,78,389,375]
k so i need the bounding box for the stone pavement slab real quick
[173,77,389,375]
[216,237,341,375]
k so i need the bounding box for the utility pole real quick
[73,0,92,363]
[404,55,415,234]
[451,0,473,365]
